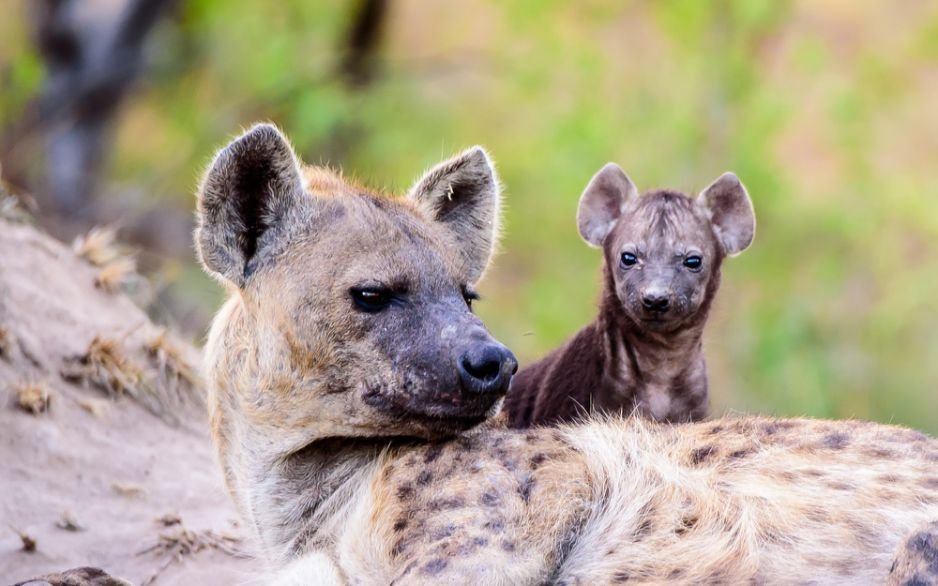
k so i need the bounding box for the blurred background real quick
[1,0,936,431]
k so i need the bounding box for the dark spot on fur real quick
[457,436,474,451]
[922,478,938,490]
[897,430,930,443]
[763,420,796,435]
[690,445,717,465]
[393,519,408,532]
[777,471,798,482]
[501,539,516,552]
[866,447,897,459]
[879,474,901,484]
[675,515,699,535]
[417,470,433,486]
[822,432,850,450]
[613,570,631,583]
[397,483,414,501]
[633,503,655,540]
[519,476,535,502]
[530,453,548,469]
[728,447,754,460]
[430,523,457,540]
[827,480,855,491]
[472,536,488,547]
[484,518,505,532]
[428,496,465,510]
[480,490,500,507]
[424,444,443,464]
[391,538,408,557]
[669,568,685,579]
[803,468,826,478]
[901,577,931,586]
[422,558,448,576]
[707,424,724,436]
[806,506,829,523]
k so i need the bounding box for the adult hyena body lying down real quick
[197,124,938,585]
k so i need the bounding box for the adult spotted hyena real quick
[197,124,938,585]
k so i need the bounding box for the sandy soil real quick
[0,219,261,585]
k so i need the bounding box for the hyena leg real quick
[887,521,938,586]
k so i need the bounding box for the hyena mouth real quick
[362,383,501,432]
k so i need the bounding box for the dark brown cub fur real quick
[505,164,755,427]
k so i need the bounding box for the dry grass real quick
[156,512,182,527]
[112,482,146,498]
[72,226,123,267]
[0,195,33,224]
[56,511,85,532]
[78,397,110,418]
[145,331,202,410]
[0,168,36,224]
[62,335,199,425]
[137,521,248,586]
[95,256,138,294]
[62,337,145,399]
[14,382,51,415]
[10,526,37,552]
[0,326,9,358]
[73,226,144,295]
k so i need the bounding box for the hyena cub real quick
[197,124,938,585]
[506,164,755,427]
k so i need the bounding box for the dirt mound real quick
[0,219,258,585]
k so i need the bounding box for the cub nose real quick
[641,292,670,312]
[458,343,518,396]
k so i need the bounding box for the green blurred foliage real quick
[2,0,937,431]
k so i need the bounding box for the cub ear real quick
[407,146,500,283]
[576,163,639,248]
[697,172,756,256]
[195,123,305,287]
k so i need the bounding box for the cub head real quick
[577,163,755,332]
[197,124,516,453]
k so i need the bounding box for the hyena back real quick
[198,124,938,585]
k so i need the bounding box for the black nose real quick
[458,343,518,395]
[642,293,670,312]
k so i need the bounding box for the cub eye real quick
[683,255,703,271]
[350,287,393,313]
[620,252,638,268]
[462,287,480,311]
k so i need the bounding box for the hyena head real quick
[196,124,517,456]
[577,164,755,333]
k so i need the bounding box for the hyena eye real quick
[683,255,703,271]
[620,252,638,268]
[350,287,393,313]
[462,287,480,311]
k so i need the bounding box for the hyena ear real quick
[697,172,756,256]
[577,163,639,248]
[407,146,500,283]
[195,123,305,287]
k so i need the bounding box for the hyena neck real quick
[243,434,390,562]
[596,272,710,420]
